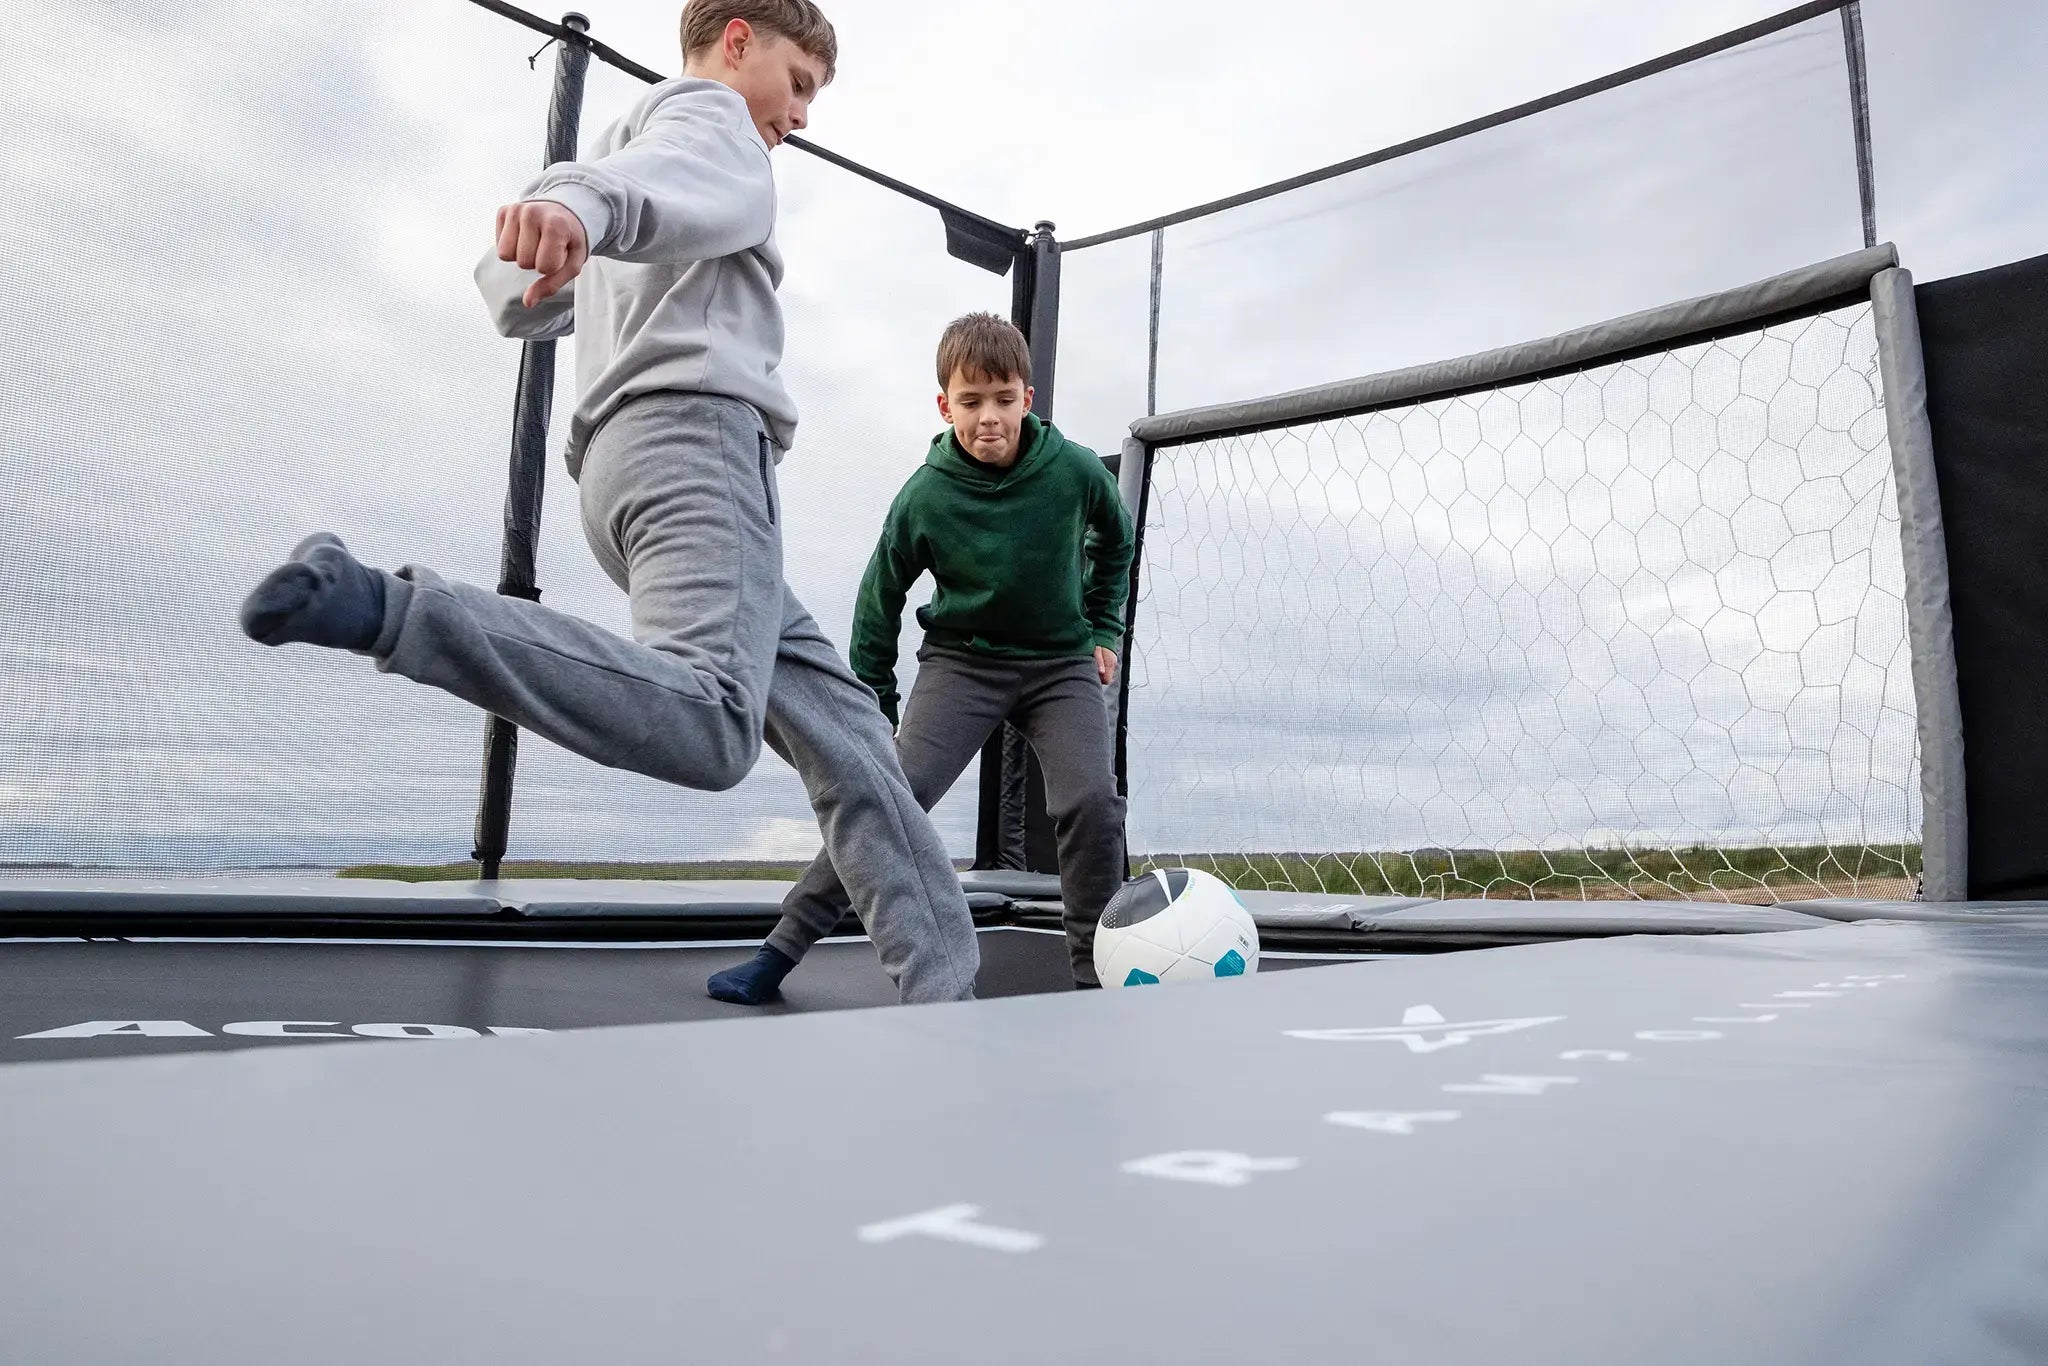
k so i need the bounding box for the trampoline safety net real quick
[0,1,1002,874]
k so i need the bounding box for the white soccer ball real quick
[1094,867,1260,989]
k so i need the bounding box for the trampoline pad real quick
[1780,897,2048,923]
[0,874,1012,935]
[0,920,2042,1364]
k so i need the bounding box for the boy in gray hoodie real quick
[237,0,980,1005]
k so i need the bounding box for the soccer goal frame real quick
[1112,245,1965,903]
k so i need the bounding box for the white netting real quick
[0,2,998,874]
[1126,303,1920,902]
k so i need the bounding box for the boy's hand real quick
[1095,647,1118,685]
[496,200,589,308]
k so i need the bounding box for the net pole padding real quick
[472,13,591,881]
[976,225,1066,870]
[1871,267,1967,901]
[1062,0,1859,252]
[1841,2,1879,249]
[1014,222,1068,873]
[1130,243,1901,449]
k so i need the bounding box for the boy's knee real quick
[698,726,763,791]
[641,707,762,792]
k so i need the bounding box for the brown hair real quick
[936,312,1032,389]
[680,0,838,84]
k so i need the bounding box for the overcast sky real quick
[1,0,2043,872]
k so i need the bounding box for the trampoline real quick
[0,875,1367,1063]
[3,895,2046,1364]
[8,0,2048,1361]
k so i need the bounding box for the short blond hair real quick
[936,312,1031,389]
[681,0,838,84]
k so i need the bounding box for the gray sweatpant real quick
[768,646,1126,986]
[369,392,981,1005]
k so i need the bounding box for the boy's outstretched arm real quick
[849,500,924,728]
[474,84,774,336]
[525,86,775,270]
[1082,461,1138,683]
[474,202,584,338]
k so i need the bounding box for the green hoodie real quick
[850,412,1135,724]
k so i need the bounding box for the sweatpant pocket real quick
[757,432,777,526]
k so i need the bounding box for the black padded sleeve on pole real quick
[1024,222,1062,418]
[974,240,1040,869]
[1018,223,1065,873]
[1915,252,2048,898]
[471,14,591,880]
[975,224,1064,870]
[1840,1,1878,249]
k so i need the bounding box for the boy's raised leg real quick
[259,394,787,794]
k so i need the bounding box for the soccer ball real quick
[1094,867,1260,989]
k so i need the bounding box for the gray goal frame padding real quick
[1130,244,1899,445]
[1870,267,1967,900]
[1123,243,1968,902]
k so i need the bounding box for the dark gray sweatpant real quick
[368,393,981,1005]
[768,646,1125,986]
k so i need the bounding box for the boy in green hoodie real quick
[709,312,1135,1000]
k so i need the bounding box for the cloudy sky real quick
[1,0,2043,872]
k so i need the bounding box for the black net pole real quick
[1840,1,1878,249]
[471,14,591,880]
[973,241,1039,870]
[1017,223,1065,873]
[974,223,1064,871]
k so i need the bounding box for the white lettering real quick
[221,1021,349,1038]
[1121,1151,1301,1187]
[856,1205,1043,1254]
[1442,1074,1579,1096]
[351,1023,480,1039]
[14,1019,212,1040]
[1324,1110,1462,1135]
[1286,1004,1563,1053]
[1695,1015,1777,1024]
[1635,1030,1723,1042]
[1560,1050,1632,1062]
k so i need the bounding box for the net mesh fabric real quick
[0,3,997,873]
[1125,303,1920,903]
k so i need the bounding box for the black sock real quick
[707,945,798,1005]
[239,533,388,652]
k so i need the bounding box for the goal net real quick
[1123,291,1922,903]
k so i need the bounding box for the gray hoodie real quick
[474,76,796,477]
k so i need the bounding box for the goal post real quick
[1113,245,1964,904]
